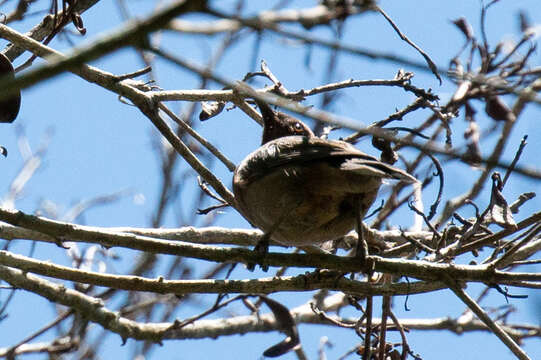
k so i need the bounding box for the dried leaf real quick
[0,53,21,123]
[485,173,517,229]
[492,42,504,58]
[464,102,476,122]
[518,11,531,33]
[464,143,482,168]
[510,192,536,214]
[463,106,481,167]
[485,96,516,122]
[199,101,226,121]
[372,136,398,164]
[452,17,474,40]
[263,337,299,358]
[389,348,402,360]
[259,296,300,357]
[72,13,87,35]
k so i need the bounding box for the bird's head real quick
[256,100,314,144]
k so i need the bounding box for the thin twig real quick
[445,275,531,360]
[424,152,444,220]
[159,103,236,172]
[378,291,391,360]
[167,294,243,330]
[502,135,527,187]
[375,6,442,84]
[408,201,441,241]
[491,223,541,269]
[113,66,152,81]
[389,310,410,360]
[400,230,436,254]
[260,59,290,95]
[4,310,74,357]
[362,296,373,360]
[205,8,441,76]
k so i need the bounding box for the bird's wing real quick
[250,136,377,167]
[339,158,416,182]
[236,136,416,184]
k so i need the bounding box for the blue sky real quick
[1,0,541,359]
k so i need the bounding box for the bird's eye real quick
[294,123,303,132]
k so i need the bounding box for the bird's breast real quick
[233,162,380,245]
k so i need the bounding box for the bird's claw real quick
[247,236,270,272]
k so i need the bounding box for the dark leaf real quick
[263,337,299,358]
[463,108,481,166]
[464,143,482,167]
[260,296,295,330]
[493,42,504,58]
[0,53,21,123]
[518,11,531,33]
[389,348,402,360]
[485,96,515,122]
[451,17,474,40]
[72,13,87,35]
[259,296,299,357]
[372,136,398,165]
[464,102,476,122]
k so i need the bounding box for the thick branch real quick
[0,208,539,284]
[0,265,537,345]
[0,250,446,297]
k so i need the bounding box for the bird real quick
[232,100,416,262]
